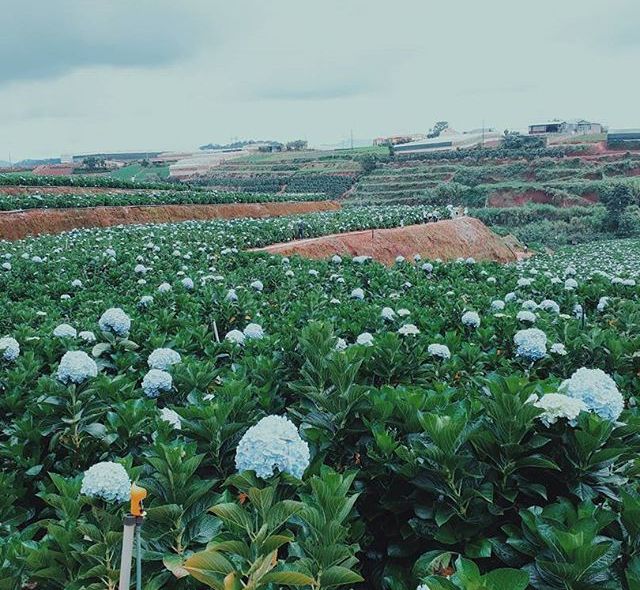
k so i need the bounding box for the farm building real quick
[529,119,603,135]
[529,121,566,135]
[392,129,502,154]
[607,129,640,147]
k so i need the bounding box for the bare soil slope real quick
[0,201,340,240]
[253,216,520,264]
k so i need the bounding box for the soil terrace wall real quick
[0,201,340,241]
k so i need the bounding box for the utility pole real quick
[350,129,354,150]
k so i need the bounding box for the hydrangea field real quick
[2,207,640,590]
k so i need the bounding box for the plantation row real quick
[0,188,327,211]
[2,202,640,588]
[0,173,185,191]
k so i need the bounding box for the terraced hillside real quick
[194,149,372,197]
[347,153,640,206]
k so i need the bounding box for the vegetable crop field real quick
[3,187,640,590]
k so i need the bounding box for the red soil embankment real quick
[487,189,596,208]
[0,201,340,241]
[253,216,519,264]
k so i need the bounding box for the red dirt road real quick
[0,201,340,241]
[253,216,520,264]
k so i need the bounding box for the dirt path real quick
[0,200,340,241]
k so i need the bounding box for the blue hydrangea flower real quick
[147,348,181,371]
[235,415,310,479]
[80,461,131,503]
[514,328,547,361]
[142,369,172,398]
[517,310,537,324]
[57,351,98,384]
[98,308,131,337]
[559,367,624,421]
[0,336,20,362]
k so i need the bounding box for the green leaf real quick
[319,565,364,587]
[183,550,234,589]
[163,554,189,579]
[210,502,253,532]
[483,568,529,590]
[262,570,316,586]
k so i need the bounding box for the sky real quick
[1,0,639,161]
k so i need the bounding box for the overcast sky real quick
[1,0,639,160]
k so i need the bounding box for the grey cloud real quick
[0,0,211,85]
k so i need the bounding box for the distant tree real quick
[286,140,308,151]
[83,156,106,171]
[602,184,635,231]
[427,121,449,139]
[503,132,544,150]
[359,154,377,173]
[140,159,150,168]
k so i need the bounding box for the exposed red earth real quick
[486,189,597,208]
[0,200,340,241]
[253,216,523,264]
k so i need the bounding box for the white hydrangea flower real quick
[57,351,98,384]
[331,254,342,264]
[504,292,517,303]
[181,277,194,290]
[250,280,264,292]
[534,393,587,427]
[148,348,181,371]
[0,336,20,362]
[78,331,96,344]
[134,264,147,274]
[597,297,609,312]
[351,288,365,300]
[356,332,374,346]
[461,311,480,328]
[381,307,397,321]
[395,255,405,264]
[538,299,560,314]
[428,343,451,359]
[235,415,310,479]
[2,262,11,271]
[71,279,83,288]
[159,407,182,429]
[335,337,348,351]
[98,308,131,337]
[421,262,433,273]
[564,278,578,291]
[81,461,131,503]
[244,323,264,340]
[142,369,173,398]
[550,343,567,356]
[225,329,245,345]
[398,324,420,336]
[158,282,172,293]
[226,288,238,302]
[53,323,77,338]
[491,300,505,311]
[138,295,154,308]
[517,310,537,324]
